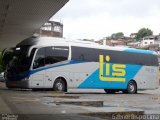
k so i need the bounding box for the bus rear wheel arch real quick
[123,80,137,94]
[53,77,67,92]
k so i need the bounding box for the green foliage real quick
[111,32,124,40]
[0,51,8,72]
[136,28,153,41]
[0,52,3,72]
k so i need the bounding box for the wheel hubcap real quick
[129,83,135,92]
[56,82,63,91]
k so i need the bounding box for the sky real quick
[51,0,160,40]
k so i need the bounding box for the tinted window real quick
[7,46,31,72]
[33,48,45,69]
[33,46,69,69]
[45,47,69,65]
[71,46,158,66]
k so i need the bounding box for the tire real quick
[53,78,67,92]
[125,81,137,94]
[104,89,116,94]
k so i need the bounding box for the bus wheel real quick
[53,78,67,92]
[104,89,115,94]
[125,80,137,94]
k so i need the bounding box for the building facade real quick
[34,21,63,38]
[140,36,155,46]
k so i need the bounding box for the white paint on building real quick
[141,36,155,46]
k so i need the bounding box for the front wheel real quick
[53,78,67,92]
[124,81,137,94]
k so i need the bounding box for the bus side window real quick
[33,48,45,69]
[45,47,69,65]
[79,54,85,61]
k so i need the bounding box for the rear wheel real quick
[53,78,67,92]
[124,81,137,94]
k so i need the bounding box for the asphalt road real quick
[0,82,107,120]
[68,88,160,114]
[0,82,160,120]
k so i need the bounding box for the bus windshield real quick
[8,46,31,73]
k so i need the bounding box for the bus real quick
[5,36,159,94]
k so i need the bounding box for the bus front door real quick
[31,71,45,88]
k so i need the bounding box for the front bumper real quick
[5,79,30,89]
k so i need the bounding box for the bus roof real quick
[17,36,156,55]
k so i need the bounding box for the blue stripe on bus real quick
[25,60,85,77]
[29,60,85,75]
[124,48,154,54]
[78,64,142,89]
[14,60,86,81]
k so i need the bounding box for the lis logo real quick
[99,55,126,82]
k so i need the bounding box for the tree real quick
[0,51,14,72]
[111,33,116,40]
[111,32,124,40]
[0,52,3,72]
[116,32,124,39]
[136,28,153,41]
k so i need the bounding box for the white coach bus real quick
[5,37,159,94]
